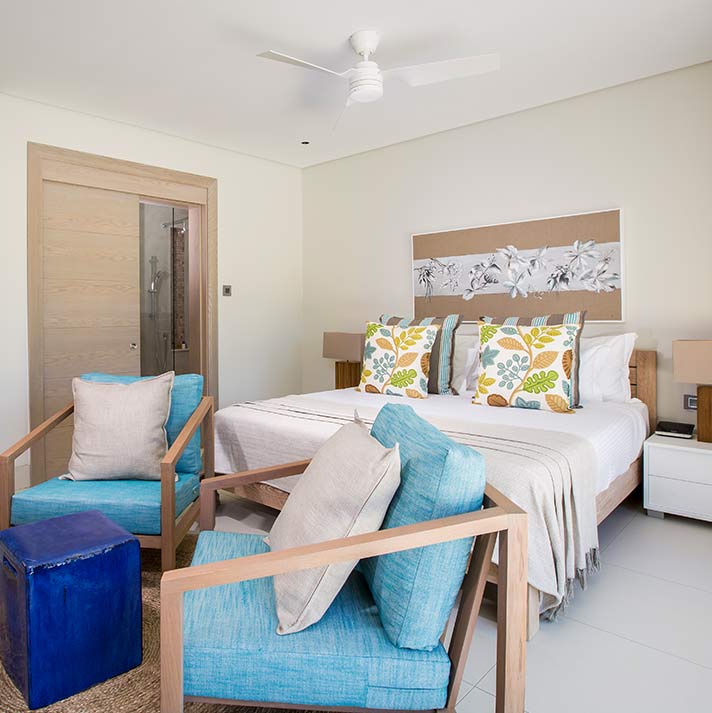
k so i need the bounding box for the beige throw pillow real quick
[66,372,174,481]
[266,415,400,634]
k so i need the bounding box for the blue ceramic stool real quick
[0,510,142,709]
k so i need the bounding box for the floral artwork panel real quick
[358,322,440,399]
[413,241,621,300]
[412,209,622,322]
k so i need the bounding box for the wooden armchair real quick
[162,462,527,713]
[0,395,214,571]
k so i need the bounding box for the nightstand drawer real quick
[647,475,712,520]
[647,446,712,486]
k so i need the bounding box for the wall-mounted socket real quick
[222,284,232,297]
[684,393,697,411]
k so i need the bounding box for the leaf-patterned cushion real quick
[379,314,463,395]
[473,322,582,413]
[358,322,440,399]
[479,311,586,406]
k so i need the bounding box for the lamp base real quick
[335,361,361,390]
[697,385,712,443]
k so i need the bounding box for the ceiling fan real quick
[258,30,499,112]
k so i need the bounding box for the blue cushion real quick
[10,473,199,536]
[362,403,486,650]
[183,531,450,709]
[81,372,203,474]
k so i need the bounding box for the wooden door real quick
[38,181,141,479]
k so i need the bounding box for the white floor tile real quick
[461,606,498,686]
[456,686,496,713]
[215,493,276,535]
[457,682,475,704]
[603,512,712,592]
[565,562,712,668]
[478,618,712,713]
[597,497,639,551]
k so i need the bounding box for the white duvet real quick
[215,389,648,495]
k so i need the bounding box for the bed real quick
[213,349,657,639]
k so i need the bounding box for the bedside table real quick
[644,434,712,521]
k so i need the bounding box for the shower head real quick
[161,220,187,235]
[149,269,165,294]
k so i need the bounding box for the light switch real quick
[222,285,232,297]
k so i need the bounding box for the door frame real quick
[27,142,218,485]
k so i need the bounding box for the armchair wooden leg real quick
[0,457,13,530]
[495,513,527,713]
[160,589,184,713]
[527,586,541,640]
[161,539,176,572]
[199,486,217,531]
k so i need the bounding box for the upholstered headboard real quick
[629,350,657,431]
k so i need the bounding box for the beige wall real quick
[0,92,303,488]
[303,62,712,423]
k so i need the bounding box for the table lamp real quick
[322,332,364,389]
[673,340,712,442]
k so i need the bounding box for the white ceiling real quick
[1,0,711,168]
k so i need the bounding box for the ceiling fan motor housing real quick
[348,60,383,103]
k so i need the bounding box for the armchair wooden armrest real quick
[161,484,527,713]
[0,403,74,529]
[198,459,311,531]
[160,396,214,565]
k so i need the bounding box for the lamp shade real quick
[322,332,364,362]
[672,340,712,384]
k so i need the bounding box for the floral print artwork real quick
[413,240,621,302]
[358,322,440,399]
[473,323,581,413]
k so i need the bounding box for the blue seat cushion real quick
[362,403,486,651]
[184,531,450,710]
[81,372,203,475]
[10,473,199,536]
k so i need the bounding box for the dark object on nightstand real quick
[654,421,695,439]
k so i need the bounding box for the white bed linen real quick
[215,389,648,495]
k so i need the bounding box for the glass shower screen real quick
[139,202,190,376]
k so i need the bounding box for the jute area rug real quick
[0,534,298,713]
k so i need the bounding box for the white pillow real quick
[451,333,479,394]
[579,333,638,403]
[66,372,174,480]
[266,416,400,634]
[462,347,479,393]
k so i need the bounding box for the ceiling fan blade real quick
[333,97,353,131]
[385,52,500,87]
[258,50,348,77]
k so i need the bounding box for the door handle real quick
[129,343,138,350]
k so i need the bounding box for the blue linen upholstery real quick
[10,472,199,535]
[362,403,486,650]
[81,372,204,474]
[183,531,450,709]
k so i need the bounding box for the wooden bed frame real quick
[218,349,658,640]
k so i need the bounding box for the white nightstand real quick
[644,434,712,521]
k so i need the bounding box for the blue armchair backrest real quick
[80,373,204,474]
